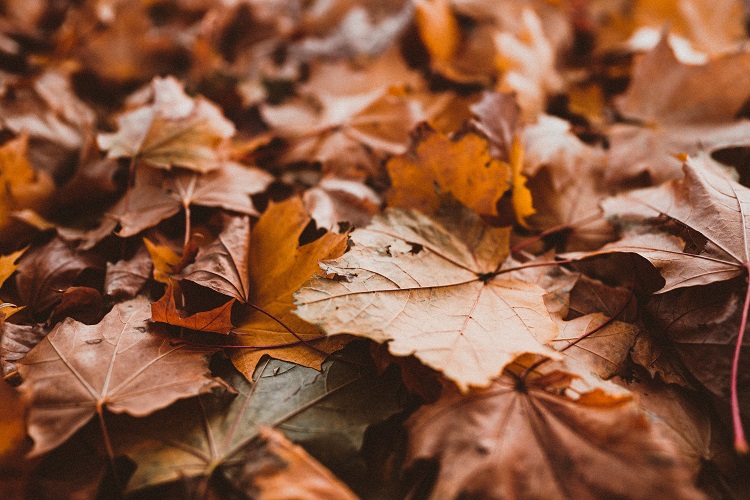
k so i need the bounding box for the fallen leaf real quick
[386,125,511,217]
[117,348,402,496]
[494,8,564,119]
[112,161,273,238]
[240,427,358,500]
[17,296,225,456]
[0,134,55,239]
[0,379,25,464]
[15,237,105,314]
[295,204,560,389]
[98,76,235,173]
[302,176,381,231]
[260,86,416,176]
[104,246,153,299]
[586,157,750,292]
[151,281,235,335]
[607,36,750,184]
[619,376,713,469]
[181,199,350,374]
[48,286,104,326]
[0,320,46,376]
[403,366,703,499]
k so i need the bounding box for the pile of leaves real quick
[2,0,750,497]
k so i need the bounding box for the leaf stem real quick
[183,202,192,250]
[245,302,367,367]
[731,269,750,453]
[509,213,603,254]
[96,402,121,490]
[494,259,574,277]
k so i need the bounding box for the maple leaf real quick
[582,157,750,292]
[115,349,402,495]
[295,203,560,389]
[17,297,226,457]
[0,134,55,242]
[110,161,272,239]
[386,125,511,217]
[573,155,750,450]
[403,366,704,499]
[97,76,235,173]
[260,86,417,176]
[181,199,350,374]
[607,35,750,184]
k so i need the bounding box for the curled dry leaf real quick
[404,368,704,499]
[295,204,560,390]
[581,157,750,293]
[17,296,226,456]
[607,36,750,184]
[151,281,235,335]
[241,427,357,500]
[97,76,235,173]
[302,176,381,231]
[182,199,350,374]
[15,237,105,314]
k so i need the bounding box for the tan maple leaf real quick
[295,203,560,389]
[97,76,235,173]
[17,297,226,456]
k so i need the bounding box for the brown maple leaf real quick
[17,296,226,457]
[571,155,750,450]
[295,203,561,389]
[97,76,235,173]
[403,366,703,499]
[110,161,273,240]
[181,199,350,375]
[607,35,750,184]
[0,134,55,244]
[260,86,417,176]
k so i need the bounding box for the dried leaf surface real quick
[295,206,559,389]
[18,297,224,456]
[405,370,704,499]
[98,76,235,173]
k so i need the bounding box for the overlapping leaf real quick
[17,297,225,456]
[295,204,560,389]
